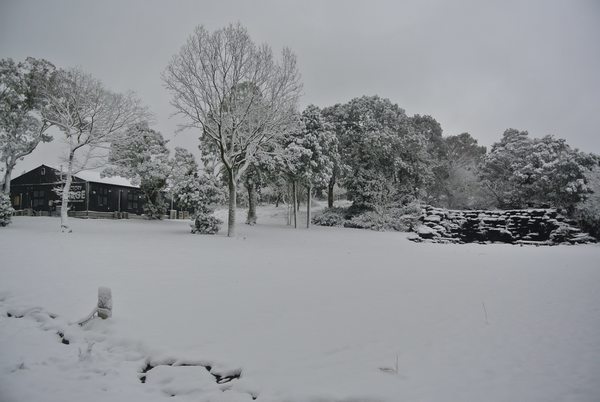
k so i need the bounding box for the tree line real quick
[2,23,599,234]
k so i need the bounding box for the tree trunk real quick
[327,175,335,208]
[286,187,291,226]
[227,169,236,237]
[306,185,311,228]
[292,180,297,229]
[60,153,74,232]
[246,179,257,225]
[2,162,13,194]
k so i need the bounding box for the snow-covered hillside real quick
[1,207,599,402]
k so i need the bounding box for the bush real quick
[343,210,388,230]
[190,213,222,235]
[573,204,600,240]
[311,207,347,227]
[387,202,422,231]
[572,169,600,240]
[143,199,166,220]
[312,202,423,232]
[0,192,14,227]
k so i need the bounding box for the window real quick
[32,190,45,208]
[127,191,138,210]
[97,187,109,207]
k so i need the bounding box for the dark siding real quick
[11,164,62,186]
[10,164,145,215]
[87,183,144,214]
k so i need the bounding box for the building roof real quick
[12,164,139,188]
[74,170,138,188]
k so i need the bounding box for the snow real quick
[74,170,138,188]
[38,164,138,187]
[1,206,600,402]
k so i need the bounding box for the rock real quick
[417,225,440,239]
[424,214,442,223]
[407,233,423,242]
[410,206,596,245]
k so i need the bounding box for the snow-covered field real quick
[1,206,599,402]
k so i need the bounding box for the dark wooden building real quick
[10,165,145,216]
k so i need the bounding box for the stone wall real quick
[409,206,596,245]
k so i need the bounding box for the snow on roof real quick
[37,164,138,187]
[74,170,138,188]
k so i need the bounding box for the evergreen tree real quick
[438,132,488,209]
[409,114,447,205]
[0,57,55,193]
[480,129,598,210]
[279,106,337,227]
[103,123,171,219]
[320,104,345,208]
[0,192,14,227]
[334,96,433,211]
[170,147,225,234]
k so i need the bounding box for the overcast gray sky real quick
[2,0,599,174]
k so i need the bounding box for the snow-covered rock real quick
[410,206,596,245]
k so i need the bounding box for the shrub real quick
[572,168,600,239]
[548,224,572,244]
[573,204,600,240]
[387,202,422,231]
[143,197,167,220]
[190,213,222,235]
[312,202,423,232]
[343,210,388,231]
[312,207,347,227]
[0,192,14,227]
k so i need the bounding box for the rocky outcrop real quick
[409,206,596,245]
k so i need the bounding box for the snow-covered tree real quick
[103,123,170,219]
[169,147,199,199]
[170,147,226,234]
[279,106,336,227]
[480,129,598,210]
[409,114,447,205]
[0,57,55,193]
[242,157,268,225]
[318,105,344,208]
[40,68,147,231]
[163,23,302,237]
[438,132,489,209]
[0,191,14,227]
[574,166,600,239]
[184,174,225,234]
[335,96,433,211]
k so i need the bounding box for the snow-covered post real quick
[97,287,112,319]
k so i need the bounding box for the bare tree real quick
[40,68,147,232]
[163,23,302,237]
